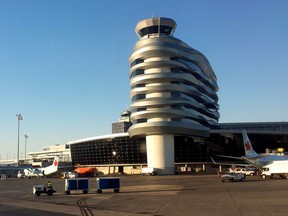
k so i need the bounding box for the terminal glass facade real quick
[70,136,146,165]
[70,134,240,165]
[70,122,288,166]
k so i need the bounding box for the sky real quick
[1,0,288,159]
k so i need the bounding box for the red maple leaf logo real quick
[54,160,58,166]
[245,141,251,151]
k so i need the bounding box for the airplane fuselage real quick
[242,154,288,168]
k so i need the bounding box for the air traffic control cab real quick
[135,17,176,38]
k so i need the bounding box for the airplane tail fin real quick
[42,156,59,175]
[242,130,258,157]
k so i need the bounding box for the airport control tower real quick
[128,17,219,174]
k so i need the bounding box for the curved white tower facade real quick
[128,17,219,174]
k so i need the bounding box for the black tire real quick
[83,190,88,194]
[36,192,41,196]
[65,191,70,195]
[97,189,102,194]
[114,189,120,193]
[47,190,53,196]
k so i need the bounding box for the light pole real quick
[16,114,23,166]
[24,134,28,161]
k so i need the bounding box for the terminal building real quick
[67,112,288,174]
[3,120,288,175]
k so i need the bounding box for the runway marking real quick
[222,183,243,216]
[77,198,94,216]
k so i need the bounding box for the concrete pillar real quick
[146,134,174,174]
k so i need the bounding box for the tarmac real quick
[1,174,288,216]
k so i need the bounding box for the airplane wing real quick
[216,155,243,160]
[211,157,254,167]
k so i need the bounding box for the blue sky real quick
[1,0,287,159]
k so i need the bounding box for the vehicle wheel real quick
[97,189,102,194]
[65,191,70,195]
[47,190,53,196]
[36,192,41,196]
[83,190,88,194]
[114,189,120,193]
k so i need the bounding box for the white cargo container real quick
[261,160,288,179]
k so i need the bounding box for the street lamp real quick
[16,114,23,166]
[24,134,28,161]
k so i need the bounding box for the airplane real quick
[213,130,288,168]
[21,156,59,178]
